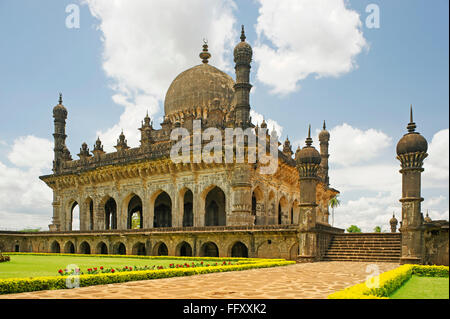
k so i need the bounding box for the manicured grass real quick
[0,254,200,279]
[389,275,449,299]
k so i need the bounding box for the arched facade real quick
[205,186,226,226]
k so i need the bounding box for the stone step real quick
[322,256,400,262]
[325,252,400,257]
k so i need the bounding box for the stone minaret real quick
[295,125,322,262]
[52,93,68,173]
[233,25,253,128]
[318,120,330,186]
[396,106,428,264]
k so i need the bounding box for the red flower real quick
[111,269,115,273]
[100,266,104,270]
[58,269,63,273]
[129,266,133,270]
[94,268,97,271]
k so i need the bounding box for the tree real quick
[328,195,340,226]
[374,226,381,233]
[346,225,361,233]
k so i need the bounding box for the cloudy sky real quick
[0,0,448,232]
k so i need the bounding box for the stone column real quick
[49,192,62,231]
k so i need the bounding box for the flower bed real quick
[57,260,237,276]
[0,253,295,295]
[327,265,449,299]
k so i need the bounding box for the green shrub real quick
[328,264,449,299]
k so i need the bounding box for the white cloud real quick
[0,136,53,230]
[7,135,53,170]
[253,0,368,95]
[328,123,392,166]
[83,0,238,150]
[423,128,449,188]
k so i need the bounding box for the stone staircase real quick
[323,233,401,263]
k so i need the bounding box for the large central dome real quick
[164,63,236,117]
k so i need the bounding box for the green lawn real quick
[390,275,449,299]
[0,254,201,279]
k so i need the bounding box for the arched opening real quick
[113,242,126,255]
[70,201,80,231]
[79,241,91,254]
[105,197,117,230]
[200,242,219,257]
[183,190,193,227]
[205,186,226,226]
[289,243,299,260]
[14,244,20,252]
[154,192,172,228]
[50,241,60,253]
[231,242,248,258]
[64,241,75,254]
[252,186,264,225]
[154,242,168,256]
[278,196,288,225]
[132,242,147,255]
[97,242,108,254]
[177,241,193,256]
[127,195,143,229]
[268,191,276,225]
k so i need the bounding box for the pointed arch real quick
[154,191,172,228]
[204,186,226,226]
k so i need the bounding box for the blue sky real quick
[0,0,448,231]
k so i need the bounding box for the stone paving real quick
[0,262,399,299]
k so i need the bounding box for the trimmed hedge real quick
[328,265,449,299]
[0,254,10,263]
[0,253,295,295]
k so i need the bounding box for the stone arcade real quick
[0,27,447,265]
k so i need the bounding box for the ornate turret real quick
[296,125,322,173]
[282,136,293,157]
[92,137,105,157]
[139,111,153,147]
[295,125,321,262]
[77,142,92,160]
[319,120,330,185]
[52,93,70,173]
[424,210,432,223]
[390,213,398,232]
[396,106,428,264]
[234,25,253,128]
[115,130,130,152]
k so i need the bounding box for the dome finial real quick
[305,124,313,147]
[240,25,246,42]
[407,104,416,133]
[199,39,211,64]
[323,120,326,130]
[58,92,63,105]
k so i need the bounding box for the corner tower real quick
[52,93,69,173]
[295,125,322,262]
[319,120,330,186]
[396,106,428,264]
[233,25,253,128]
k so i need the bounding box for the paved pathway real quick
[0,262,399,299]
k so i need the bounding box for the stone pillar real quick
[295,126,321,263]
[396,107,428,264]
[94,198,105,230]
[49,192,62,231]
[228,164,254,226]
[143,196,152,229]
